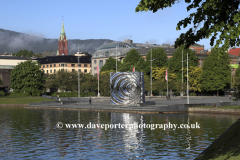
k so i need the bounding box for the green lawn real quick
[0,97,55,104]
[196,106,240,109]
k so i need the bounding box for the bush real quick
[52,92,96,97]
[0,90,5,97]
[190,92,197,96]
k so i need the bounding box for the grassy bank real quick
[195,106,240,109]
[195,119,240,160]
[0,97,55,104]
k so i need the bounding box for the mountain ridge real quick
[0,29,114,55]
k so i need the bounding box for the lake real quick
[0,107,239,159]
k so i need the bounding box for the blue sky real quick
[1,0,212,50]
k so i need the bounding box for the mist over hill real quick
[0,29,113,55]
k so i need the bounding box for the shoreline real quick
[1,103,240,114]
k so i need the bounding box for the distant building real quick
[37,53,91,74]
[228,48,240,57]
[56,21,68,56]
[189,43,204,54]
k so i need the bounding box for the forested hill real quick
[0,29,113,55]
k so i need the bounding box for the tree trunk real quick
[217,90,219,96]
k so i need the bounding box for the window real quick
[47,65,48,68]
[47,70,48,73]
[99,60,103,68]
[61,69,64,71]
[59,64,61,67]
[90,64,91,67]
[43,65,45,68]
[71,64,75,67]
[78,64,81,67]
[61,64,64,67]
[94,67,97,70]
[50,70,52,73]
[65,64,67,67]
[72,69,75,72]
[78,69,81,73]
[84,69,87,73]
[54,69,56,73]
[54,64,56,67]
[50,65,52,67]
[84,64,87,67]
[94,60,97,64]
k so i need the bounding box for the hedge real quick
[52,92,96,97]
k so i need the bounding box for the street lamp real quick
[180,51,189,104]
[149,48,158,96]
[77,44,80,98]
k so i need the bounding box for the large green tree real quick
[46,70,83,92]
[168,45,199,81]
[119,49,145,72]
[10,60,45,96]
[136,0,240,52]
[200,49,231,96]
[100,57,121,72]
[145,47,168,75]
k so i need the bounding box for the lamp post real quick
[187,52,189,104]
[149,48,158,97]
[116,46,117,73]
[77,44,80,98]
[180,51,189,104]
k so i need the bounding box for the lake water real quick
[0,107,239,159]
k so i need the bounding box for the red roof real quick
[229,48,240,56]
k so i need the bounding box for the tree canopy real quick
[100,57,121,73]
[168,45,199,81]
[136,0,240,52]
[119,49,145,72]
[12,50,34,58]
[200,49,231,95]
[10,60,45,96]
[145,48,168,75]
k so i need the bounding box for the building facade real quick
[57,22,68,56]
[37,54,92,74]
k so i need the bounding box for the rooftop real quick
[229,48,240,57]
[37,55,92,64]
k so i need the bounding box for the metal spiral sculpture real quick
[110,72,145,105]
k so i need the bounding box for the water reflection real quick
[0,107,239,159]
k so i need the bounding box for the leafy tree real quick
[46,70,82,92]
[0,77,3,85]
[145,48,168,75]
[10,60,45,96]
[188,66,202,93]
[233,66,240,91]
[15,50,34,58]
[99,70,112,96]
[200,49,231,96]
[27,51,34,57]
[135,0,240,52]
[81,73,97,93]
[34,53,44,58]
[168,45,199,81]
[119,49,145,72]
[100,57,121,72]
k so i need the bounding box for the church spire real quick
[57,17,68,56]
